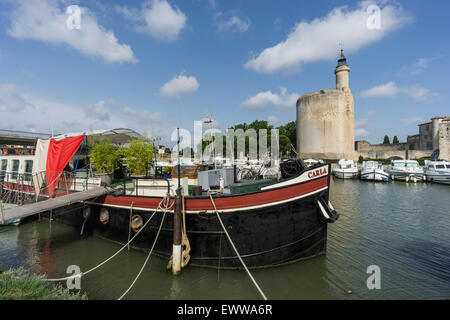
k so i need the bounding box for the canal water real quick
[1,179,449,300]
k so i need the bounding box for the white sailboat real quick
[360,161,389,182]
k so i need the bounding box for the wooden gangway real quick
[0,187,107,224]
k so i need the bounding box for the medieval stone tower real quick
[296,50,355,160]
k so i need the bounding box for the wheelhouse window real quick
[12,160,19,180]
[1,159,7,172]
[25,160,33,182]
[435,165,445,169]
[406,162,419,168]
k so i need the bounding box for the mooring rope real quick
[167,187,191,269]
[46,195,173,282]
[117,210,167,300]
[208,193,268,301]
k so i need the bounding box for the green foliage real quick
[383,135,390,145]
[88,139,120,174]
[358,155,364,164]
[196,120,298,159]
[277,121,296,150]
[123,136,155,176]
[393,136,400,144]
[0,268,87,300]
[164,166,172,174]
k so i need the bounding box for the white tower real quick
[334,49,350,90]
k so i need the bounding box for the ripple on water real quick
[0,179,449,299]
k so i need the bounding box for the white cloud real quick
[0,83,34,112]
[355,118,369,137]
[216,15,250,33]
[118,0,187,41]
[123,107,161,123]
[245,1,411,73]
[88,100,110,121]
[360,81,400,98]
[400,117,425,125]
[8,0,137,64]
[267,116,279,126]
[401,57,439,75]
[160,74,199,100]
[0,83,129,133]
[403,85,439,102]
[355,127,369,137]
[361,82,438,102]
[241,87,299,110]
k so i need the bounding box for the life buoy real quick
[99,208,109,224]
[131,215,143,232]
[82,207,91,219]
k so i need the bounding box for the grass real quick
[0,268,87,300]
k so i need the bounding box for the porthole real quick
[99,208,109,224]
[131,215,143,232]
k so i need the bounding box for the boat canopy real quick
[338,159,355,168]
[53,128,141,145]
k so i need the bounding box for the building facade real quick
[356,116,449,161]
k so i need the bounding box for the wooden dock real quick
[0,187,107,224]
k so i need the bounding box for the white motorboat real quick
[332,159,359,179]
[387,160,425,182]
[423,160,450,185]
[360,161,389,182]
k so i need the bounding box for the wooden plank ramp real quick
[1,187,107,224]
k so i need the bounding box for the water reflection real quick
[0,179,449,299]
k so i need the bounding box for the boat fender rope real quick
[316,197,339,223]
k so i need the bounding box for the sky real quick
[0,0,449,147]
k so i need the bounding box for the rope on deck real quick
[208,193,268,301]
[46,195,173,282]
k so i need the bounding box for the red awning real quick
[46,135,85,197]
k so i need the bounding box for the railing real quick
[0,170,102,206]
[116,175,171,197]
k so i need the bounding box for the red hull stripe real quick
[99,176,328,212]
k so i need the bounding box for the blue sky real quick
[0,0,449,146]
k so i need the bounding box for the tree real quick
[392,136,399,144]
[358,155,364,164]
[383,135,390,145]
[123,137,155,176]
[278,135,291,158]
[88,139,120,174]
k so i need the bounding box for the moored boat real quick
[360,161,389,182]
[423,160,450,185]
[387,160,425,182]
[55,159,339,269]
[332,159,358,179]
